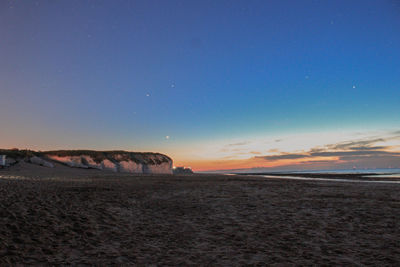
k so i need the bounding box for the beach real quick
[0,164,399,265]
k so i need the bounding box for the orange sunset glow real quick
[176,156,340,172]
[171,130,400,172]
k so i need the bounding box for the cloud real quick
[348,146,387,151]
[310,150,398,157]
[253,135,400,168]
[327,138,385,150]
[227,142,250,147]
[256,150,400,163]
[256,153,309,161]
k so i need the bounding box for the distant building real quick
[173,166,194,174]
[0,155,6,167]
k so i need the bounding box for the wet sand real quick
[0,164,399,265]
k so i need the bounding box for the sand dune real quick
[0,164,399,265]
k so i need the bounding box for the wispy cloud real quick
[348,146,387,151]
[227,142,250,147]
[310,150,400,158]
[257,153,309,161]
[327,138,385,150]
[253,134,400,169]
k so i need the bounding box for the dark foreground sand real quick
[0,164,399,265]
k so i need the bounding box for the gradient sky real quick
[1,0,400,171]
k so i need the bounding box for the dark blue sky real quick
[1,0,400,170]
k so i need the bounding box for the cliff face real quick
[45,151,173,174]
[0,150,173,174]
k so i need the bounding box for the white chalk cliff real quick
[44,151,173,174]
[0,149,173,174]
[30,156,54,168]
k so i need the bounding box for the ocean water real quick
[257,168,400,184]
[261,175,400,184]
[287,168,400,175]
[222,168,400,184]
[203,168,400,175]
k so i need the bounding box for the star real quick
[165,136,170,140]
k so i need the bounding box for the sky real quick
[1,0,400,171]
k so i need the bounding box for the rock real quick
[81,156,103,170]
[46,155,88,168]
[101,159,117,172]
[143,162,173,174]
[118,160,143,173]
[30,156,54,168]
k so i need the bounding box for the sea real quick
[286,168,400,175]
[240,168,400,184]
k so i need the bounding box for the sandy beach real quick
[0,163,399,265]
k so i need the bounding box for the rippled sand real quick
[0,163,399,265]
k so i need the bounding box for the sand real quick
[0,163,399,265]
